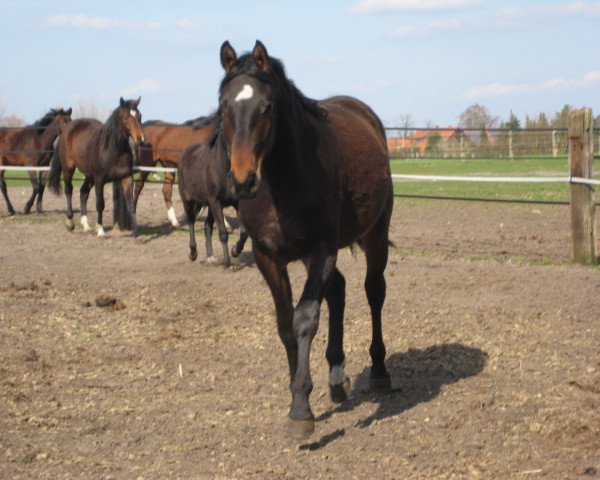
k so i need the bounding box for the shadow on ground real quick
[301,343,487,450]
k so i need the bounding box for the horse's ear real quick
[134,96,141,107]
[66,107,72,115]
[220,41,237,73]
[120,97,125,107]
[252,40,270,74]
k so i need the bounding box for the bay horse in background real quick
[218,41,393,438]
[48,97,145,237]
[135,117,213,227]
[178,124,249,268]
[0,108,72,215]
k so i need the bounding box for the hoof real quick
[330,377,351,403]
[369,373,392,392]
[189,249,198,261]
[206,256,219,266]
[8,210,15,217]
[65,218,74,231]
[287,417,315,440]
[231,245,241,258]
[23,205,32,215]
[36,204,43,214]
[97,227,107,238]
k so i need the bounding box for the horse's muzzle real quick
[229,170,259,199]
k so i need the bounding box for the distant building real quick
[387,127,496,157]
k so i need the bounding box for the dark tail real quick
[112,180,133,230]
[48,148,62,195]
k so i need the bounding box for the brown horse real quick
[218,41,393,438]
[48,97,145,237]
[0,108,72,215]
[135,118,213,227]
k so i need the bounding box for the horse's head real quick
[119,96,145,146]
[219,40,277,199]
[52,107,72,134]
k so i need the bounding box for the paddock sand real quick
[1,184,598,479]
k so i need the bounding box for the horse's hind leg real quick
[23,171,40,214]
[79,176,93,232]
[208,200,231,268]
[36,171,47,213]
[63,173,75,231]
[133,170,149,210]
[325,268,351,402]
[361,207,392,391]
[94,182,106,237]
[204,208,218,265]
[0,170,15,216]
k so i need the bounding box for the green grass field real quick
[4,156,598,204]
[389,156,597,203]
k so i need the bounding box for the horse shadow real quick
[302,343,487,450]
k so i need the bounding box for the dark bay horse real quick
[48,97,145,237]
[0,108,72,215]
[135,119,213,227]
[177,125,249,268]
[218,41,393,438]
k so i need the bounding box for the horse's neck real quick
[267,115,317,186]
[100,124,129,155]
[38,123,59,148]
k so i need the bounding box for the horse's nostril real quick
[246,171,257,190]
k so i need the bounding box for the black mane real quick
[219,52,328,122]
[101,99,135,149]
[32,108,69,134]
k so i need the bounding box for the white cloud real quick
[177,19,201,31]
[350,0,481,14]
[147,21,163,30]
[122,79,169,97]
[464,71,600,99]
[548,0,600,16]
[392,18,461,37]
[44,13,124,29]
[43,13,164,31]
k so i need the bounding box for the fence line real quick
[392,173,600,186]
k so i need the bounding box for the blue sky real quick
[1,0,599,127]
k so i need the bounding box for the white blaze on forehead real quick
[130,109,137,117]
[234,84,254,102]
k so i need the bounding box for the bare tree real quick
[458,104,499,129]
[72,97,110,120]
[1,114,25,127]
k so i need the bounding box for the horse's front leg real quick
[0,170,15,216]
[252,249,297,411]
[121,175,138,236]
[162,171,179,228]
[288,245,338,438]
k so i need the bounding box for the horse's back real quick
[317,96,392,246]
[146,123,212,164]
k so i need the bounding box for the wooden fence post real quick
[569,108,597,264]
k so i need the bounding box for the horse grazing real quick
[135,118,213,227]
[178,125,249,268]
[217,40,394,438]
[48,97,145,237]
[0,108,72,215]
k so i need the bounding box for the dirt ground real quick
[1,183,599,479]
